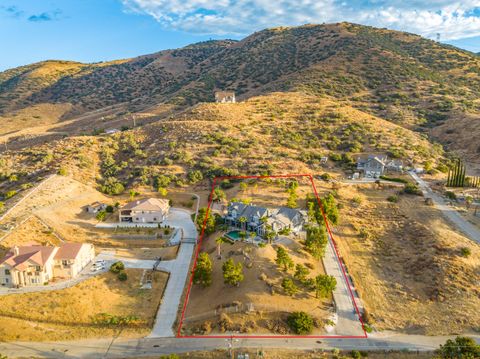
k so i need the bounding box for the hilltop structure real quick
[215,91,236,103]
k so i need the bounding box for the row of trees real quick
[447,159,480,188]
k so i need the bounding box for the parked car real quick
[91,265,105,273]
[94,260,106,266]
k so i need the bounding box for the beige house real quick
[0,243,94,288]
[119,198,170,223]
[215,91,236,103]
[53,243,95,279]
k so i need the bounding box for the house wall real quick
[131,210,166,223]
[0,265,13,287]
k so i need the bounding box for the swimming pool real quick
[225,230,242,241]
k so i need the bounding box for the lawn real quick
[0,269,168,341]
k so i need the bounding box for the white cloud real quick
[121,0,480,40]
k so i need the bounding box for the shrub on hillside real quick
[117,271,128,281]
[402,183,422,196]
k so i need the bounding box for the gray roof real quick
[228,202,268,219]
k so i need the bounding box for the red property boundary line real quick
[177,174,368,339]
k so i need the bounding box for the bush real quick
[96,210,107,221]
[387,195,398,203]
[187,170,203,184]
[57,167,68,176]
[281,277,298,296]
[193,252,212,287]
[460,247,471,257]
[351,350,362,359]
[106,205,114,213]
[110,261,125,274]
[287,311,314,334]
[379,175,408,184]
[403,183,422,196]
[117,271,128,281]
[436,336,480,358]
[101,177,124,195]
[445,191,457,200]
[4,190,17,199]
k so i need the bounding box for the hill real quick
[0,23,479,163]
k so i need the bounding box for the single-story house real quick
[0,243,95,288]
[119,198,170,223]
[86,202,107,214]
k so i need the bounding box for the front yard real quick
[0,268,168,341]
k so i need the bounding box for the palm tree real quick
[216,236,226,259]
[238,216,247,231]
[249,231,256,243]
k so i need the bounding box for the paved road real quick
[408,171,480,244]
[1,333,479,358]
[323,235,365,336]
[149,208,197,337]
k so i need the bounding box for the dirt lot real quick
[183,240,331,336]
[0,216,62,258]
[0,269,168,341]
[331,182,480,335]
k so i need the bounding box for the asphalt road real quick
[1,333,479,358]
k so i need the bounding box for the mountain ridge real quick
[0,22,479,162]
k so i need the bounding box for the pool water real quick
[225,230,242,240]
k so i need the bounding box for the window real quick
[35,266,41,272]
[62,260,69,266]
[5,278,8,283]
[5,269,10,275]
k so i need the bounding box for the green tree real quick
[321,193,339,225]
[238,216,247,231]
[193,252,212,287]
[281,277,298,296]
[436,336,480,358]
[305,225,328,259]
[239,182,248,192]
[117,271,128,281]
[187,170,203,184]
[314,274,337,298]
[286,188,298,208]
[101,177,124,195]
[275,246,294,271]
[96,210,107,222]
[211,188,226,202]
[197,207,216,235]
[294,264,310,283]
[215,236,227,258]
[110,261,125,274]
[222,259,244,286]
[287,311,314,334]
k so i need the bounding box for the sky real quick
[0,0,479,71]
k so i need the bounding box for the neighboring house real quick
[357,155,388,178]
[385,159,404,172]
[53,243,95,279]
[119,198,170,223]
[0,243,94,288]
[86,201,107,214]
[215,91,236,103]
[225,202,306,238]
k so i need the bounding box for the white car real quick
[91,265,105,272]
[94,259,106,266]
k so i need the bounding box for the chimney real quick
[13,246,19,256]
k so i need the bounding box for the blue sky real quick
[1,0,479,71]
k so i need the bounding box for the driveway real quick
[408,171,480,244]
[323,234,365,336]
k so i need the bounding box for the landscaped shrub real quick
[110,261,125,274]
[117,271,128,281]
[403,183,422,195]
[287,311,314,334]
[379,175,408,184]
[96,210,107,221]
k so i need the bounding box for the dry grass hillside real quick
[331,182,480,335]
[0,23,479,161]
[0,92,446,207]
